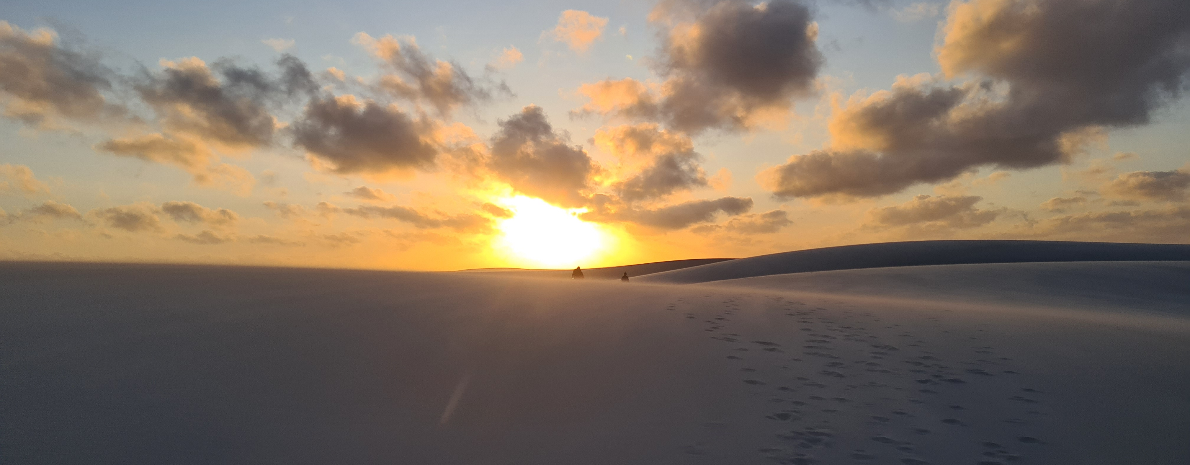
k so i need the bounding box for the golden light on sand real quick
[494,196,607,268]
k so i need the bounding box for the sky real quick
[1,0,1189,271]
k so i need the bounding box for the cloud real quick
[487,105,598,207]
[708,168,732,191]
[588,196,752,230]
[892,2,941,22]
[3,200,82,224]
[341,205,491,232]
[320,232,364,247]
[91,203,163,232]
[94,133,255,193]
[573,78,659,120]
[262,38,295,52]
[0,164,51,195]
[353,32,505,115]
[292,94,440,175]
[160,201,239,227]
[96,133,212,170]
[344,186,397,202]
[1040,196,1088,213]
[574,0,823,134]
[135,55,313,149]
[594,123,707,202]
[1034,205,1190,243]
[481,202,513,218]
[0,21,124,128]
[247,234,305,246]
[175,230,232,244]
[263,201,307,219]
[489,46,524,70]
[1102,167,1190,202]
[867,194,1001,229]
[694,209,791,234]
[547,10,608,53]
[761,0,1190,200]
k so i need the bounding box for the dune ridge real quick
[638,240,1190,284]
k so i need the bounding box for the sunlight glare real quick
[495,196,605,268]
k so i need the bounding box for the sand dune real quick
[709,261,1190,317]
[639,240,1190,284]
[463,257,733,280]
[3,247,1190,464]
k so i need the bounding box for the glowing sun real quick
[494,196,607,268]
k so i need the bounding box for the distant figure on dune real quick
[572,266,584,279]
[621,272,629,282]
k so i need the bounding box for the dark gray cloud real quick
[576,0,823,134]
[762,0,1190,199]
[161,201,238,226]
[292,95,439,175]
[488,105,598,207]
[658,0,822,103]
[587,195,752,229]
[0,21,124,127]
[136,54,315,148]
[354,33,508,116]
[91,203,163,232]
[616,152,708,201]
[867,194,1001,229]
[1102,168,1190,202]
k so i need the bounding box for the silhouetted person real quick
[621,272,629,282]
[572,266,584,279]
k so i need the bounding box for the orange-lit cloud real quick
[594,123,708,202]
[0,164,51,196]
[547,10,608,53]
[1101,166,1190,202]
[489,46,524,70]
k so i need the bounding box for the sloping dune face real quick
[638,240,1190,284]
[3,262,1190,464]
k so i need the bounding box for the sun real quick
[494,196,607,268]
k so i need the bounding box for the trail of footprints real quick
[672,293,1050,465]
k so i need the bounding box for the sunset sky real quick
[2,0,1188,270]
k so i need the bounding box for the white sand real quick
[2,258,1189,464]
